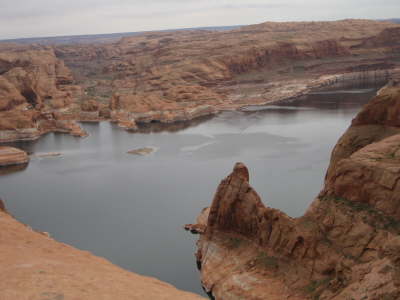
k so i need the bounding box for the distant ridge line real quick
[1,18,399,46]
[0,25,243,45]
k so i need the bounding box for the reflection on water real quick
[310,88,376,94]
[136,115,215,134]
[281,87,381,109]
[0,164,28,176]
[0,87,378,295]
[241,87,381,113]
[315,77,388,91]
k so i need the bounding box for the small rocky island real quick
[127,147,157,156]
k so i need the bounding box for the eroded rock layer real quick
[0,146,29,167]
[55,20,400,131]
[1,20,400,140]
[190,83,400,299]
[0,44,87,141]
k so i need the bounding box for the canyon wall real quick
[1,20,400,141]
[0,44,86,141]
[55,20,400,132]
[190,82,400,300]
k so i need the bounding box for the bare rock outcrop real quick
[2,20,400,139]
[357,27,400,48]
[0,44,87,141]
[55,20,400,132]
[0,146,29,167]
[189,85,400,299]
[1,20,399,139]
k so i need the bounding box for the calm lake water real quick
[0,87,378,295]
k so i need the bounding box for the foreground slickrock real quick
[0,208,205,300]
[0,146,29,167]
[189,83,400,299]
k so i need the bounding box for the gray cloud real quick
[0,0,398,39]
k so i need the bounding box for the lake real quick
[0,87,378,295]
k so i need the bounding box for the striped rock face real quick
[0,146,29,167]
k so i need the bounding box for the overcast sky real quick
[1,0,399,39]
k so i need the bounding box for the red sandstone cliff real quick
[189,83,400,299]
[0,146,29,167]
[356,27,400,48]
[54,20,400,131]
[2,20,400,140]
[0,44,86,141]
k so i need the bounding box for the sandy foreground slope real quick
[0,207,205,300]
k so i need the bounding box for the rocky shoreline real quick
[0,146,29,167]
[1,68,397,143]
[187,82,400,299]
[1,20,400,142]
[108,68,400,132]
